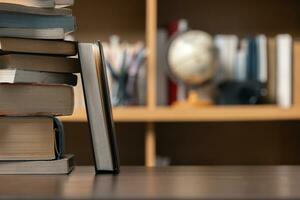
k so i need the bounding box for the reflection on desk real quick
[0,166,300,200]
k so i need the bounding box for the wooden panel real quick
[64,121,300,166]
[158,0,300,35]
[156,121,300,165]
[294,40,300,106]
[145,123,156,166]
[146,0,157,108]
[72,0,145,42]
[63,122,145,165]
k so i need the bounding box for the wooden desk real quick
[1,166,300,200]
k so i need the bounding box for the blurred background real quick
[62,0,300,166]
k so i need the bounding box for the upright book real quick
[276,34,292,108]
[78,42,120,174]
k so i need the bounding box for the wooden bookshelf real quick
[61,106,300,122]
[70,0,300,167]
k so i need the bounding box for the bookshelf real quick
[62,106,300,122]
[66,0,300,167]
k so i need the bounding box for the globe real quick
[167,30,216,86]
[167,30,216,107]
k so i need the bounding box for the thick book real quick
[79,42,120,174]
[0,69,77,86]
[0,28,66,40]
[0,154,74,174]
[0,37,77,56]
[0,117,64,161]
[276,34,292,108]
[0,54,80,73]
[0,3,72,15]
[0,12,75,32]
[0,84,74,116]
[0,0,74,8]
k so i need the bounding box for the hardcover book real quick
[0,54,80,73]
[0,154,74,174]
[0,69,77,86]
[0,117,64,160]
[0,84,74,116]
[79,42,120,174]
[0,37,77,56]
[0,28,67,40]
[0,3,72,15]
[0,0,74,8]
[0,12,75,32]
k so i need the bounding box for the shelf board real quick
[60,105,300,122]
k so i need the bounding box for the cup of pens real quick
[102,35,147,106]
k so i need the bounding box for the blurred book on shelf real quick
[214,34,292,108]
[157,19,294,108]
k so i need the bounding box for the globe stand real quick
[172,90,213,108]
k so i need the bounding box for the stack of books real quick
[0,0,79,174]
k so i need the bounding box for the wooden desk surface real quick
[1,166,300,200]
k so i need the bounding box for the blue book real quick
[0,11,75,32]
[246,37,259,81]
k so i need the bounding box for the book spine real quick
[276,34,292,108]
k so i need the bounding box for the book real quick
[0,84,74,116]
[235,38,248,81]
[79,42,120,174]
[0,12,75,32]
[256,35,268,83]
[276,34,292,108]
[214,35,238,80]
[0,28,66,40]
[0,117,61,160]
[0,54,80,73]
[0,3,72,15]
[156,29,168,106]
[0,69,77,86]
[166,20,179,105]
[0,0,74,8]
[267,38,277,103]
[246,37,259,81]
[0,37,77,56]
[0,154,74,174]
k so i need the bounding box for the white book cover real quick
[214,35,238,81]
[276,34,293,108]
[257,35,268,83]
[235,38,248,81]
